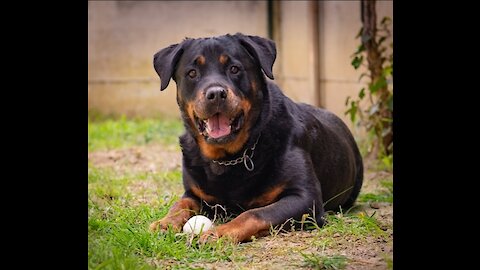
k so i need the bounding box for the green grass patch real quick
[273,208,388,257]
[88,164,238,269]
[88,164,183,208]
[358,193,392,203]
[384,254,393,269]
[358,179,393,203]
[88,115,184,152]
[320,211,387,238]
[88,200,238,270]
[293,208,388,252]
[301,253,348,270]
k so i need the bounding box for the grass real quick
[88,114,393,269]
[320,211,387,238]
[88,165,238,270]
[358,179,393,203]
[301,253,348,270]
[88,201,238,270]
[88,115,184,152]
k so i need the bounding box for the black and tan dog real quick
[149,33,363,243]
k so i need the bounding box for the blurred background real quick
[88,1,393,135]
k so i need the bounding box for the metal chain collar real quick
[211,135,261,171]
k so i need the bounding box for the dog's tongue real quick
[206,113,231,138]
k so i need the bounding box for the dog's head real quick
[153,33,276,159]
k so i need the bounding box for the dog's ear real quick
[153,40,190,91]
[234,33,276,80]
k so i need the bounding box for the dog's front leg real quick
[200,194,322,243]
[149,196,200,232]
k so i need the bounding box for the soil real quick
[88,144,182,174]
[89,144,393,269]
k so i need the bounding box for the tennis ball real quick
[183,215,213,234]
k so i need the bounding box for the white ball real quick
[183,215,213,234]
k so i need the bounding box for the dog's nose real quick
[205,87,227,102]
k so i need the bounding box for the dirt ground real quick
[89,144,393,269]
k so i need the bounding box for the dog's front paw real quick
[198,229,221,244]
[149,217,183,232]
[198,225,242,244]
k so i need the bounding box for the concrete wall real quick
[88,1,393,135]
[88,1,268,118]
[318,1,393,134]
[274,1,318,107]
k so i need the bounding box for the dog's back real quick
[276,89,363,211]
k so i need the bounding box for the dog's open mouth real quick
[197,112,244,140]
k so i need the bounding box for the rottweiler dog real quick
[149,33,363,243]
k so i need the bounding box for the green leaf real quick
[350,107,357,123]
[358,88,365,99]
[351,55,363,69]
[378,36,387,46]
[383,66,393,77]
[381,16,392,26]
[369,77,387,94]
[345,101,357,123]
[345,96,351,106]
[355,27,364,39]
[387,95,393,111]
[382,117,393,124]
[354,44,365,55]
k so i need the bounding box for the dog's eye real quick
[230,66,239,74]
[188,70,197,78]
